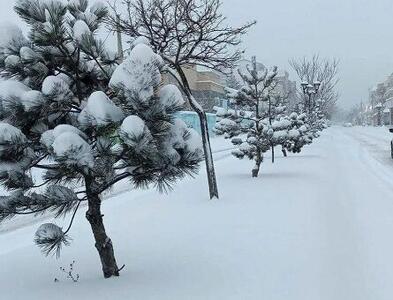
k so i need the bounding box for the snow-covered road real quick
[302,126,393,300]
[1,126,393,300]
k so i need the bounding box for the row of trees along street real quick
[0,0,338,279]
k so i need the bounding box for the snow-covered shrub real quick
[282,113,314,153]
[0,0,202,279]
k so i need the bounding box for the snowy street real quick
[1,0,391,298]
[1,126,393,299]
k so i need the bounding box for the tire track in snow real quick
[319,127,393,299]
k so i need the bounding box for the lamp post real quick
[375,103,383,126]
[300,80,321,116]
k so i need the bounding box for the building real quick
[275,71,298,110]
[236,58,266,74]
[366,73,393,126]
[163,65,226,113]
[163,59,297,115]
[384,97,393,125]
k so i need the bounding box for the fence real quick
[176,111,217,136]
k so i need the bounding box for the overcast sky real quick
[220,0,393,109]
[2,0,393,109]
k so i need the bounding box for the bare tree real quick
[108,0,255,199]
[289,55,339,119]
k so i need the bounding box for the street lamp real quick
[313,80,321,91]
[300,81,308,94]
[300,80,321,115]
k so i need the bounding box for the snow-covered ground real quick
[2,126,393,299]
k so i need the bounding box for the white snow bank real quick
[5,128,393,299]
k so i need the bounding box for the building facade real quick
[367,74,393,126]
[163,65,226,113]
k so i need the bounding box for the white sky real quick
[2,0,393,109]
[221,0,393,109]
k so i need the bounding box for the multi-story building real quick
[163,59,297,114]
[275,71,298,110]
[163,65,226,112]
[368,74,393,125]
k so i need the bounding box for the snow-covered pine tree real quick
[110,0,255,200]
[0,0,202,278]
[264,91,313,159]
[261,89,292,163]
[292,97,327,142]
[282,112,314,154]
[309,99,328,135]
[215,64,292,177]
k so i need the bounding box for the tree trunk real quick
[282,147,287,157]
[198,110,219,198]
[85,180,120,278]
[175,67,219,199]
[271,144,275,163]
[252,151,262,177]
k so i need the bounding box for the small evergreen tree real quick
[0,0,202,278]
[110,0,255,199]
[309,100,329,135]
[261,90,291,163]
[215,65,292,177]
[282,112,313,154]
